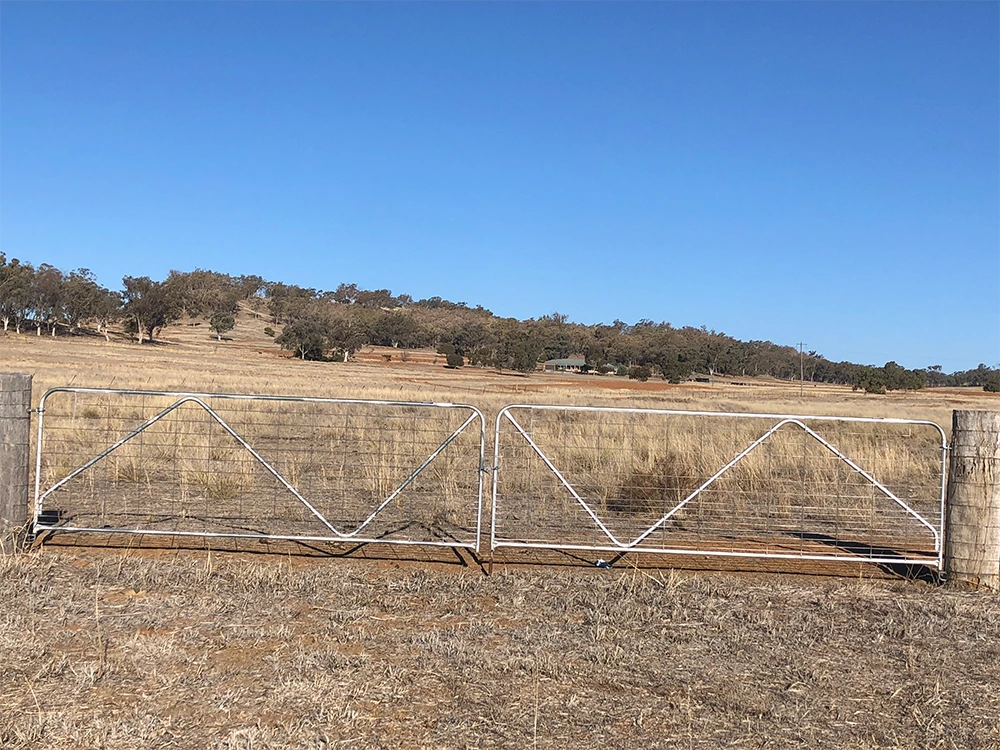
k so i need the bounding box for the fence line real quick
[28,387,952,569]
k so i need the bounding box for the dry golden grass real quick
[3,322,1000,748]
[1,548,998,749]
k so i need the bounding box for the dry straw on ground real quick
[1,548,999,749]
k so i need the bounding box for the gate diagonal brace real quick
[502,411,940,551]
[35,396,341,535]
[345,410,480,538]
[35,397,480,540]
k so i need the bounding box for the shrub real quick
[263,327,275,337]
[612,451,700,514]
[851,367,886,394]
[446,352,464,368]
[628,365,652,382]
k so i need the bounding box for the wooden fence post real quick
[945,410,1000,591]
[0,372,33,554]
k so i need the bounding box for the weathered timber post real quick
[0,373,33,554]
[945,410,1000,590]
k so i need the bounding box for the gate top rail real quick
[37,387,482,413]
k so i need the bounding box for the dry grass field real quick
[2,320,1000,748]
[2,549,999,749]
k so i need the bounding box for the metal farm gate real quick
[33,388,485,550]
[31,389,949,570]
[492,405,947,568]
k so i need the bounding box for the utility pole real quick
[797,342,805,397]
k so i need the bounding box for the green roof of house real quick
[544,358,587,366]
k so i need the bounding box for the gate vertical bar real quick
[0,373,32,553]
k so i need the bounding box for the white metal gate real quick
[492,405,947,567]
[32,391,949,567]
[33,388,485,550]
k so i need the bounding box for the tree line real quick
[2,254,997,392]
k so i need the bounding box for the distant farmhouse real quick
[543,357,587,373]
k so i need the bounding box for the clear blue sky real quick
[2,2,997,372]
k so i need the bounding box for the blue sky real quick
[2,2,997,372]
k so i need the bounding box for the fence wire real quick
[33,389,485,549]
[492,405,947,567]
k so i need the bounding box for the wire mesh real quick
[492,405,946,566]
[33,389,484,549]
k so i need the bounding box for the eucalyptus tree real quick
[93,288,123,341]
[275,316,329,360]
[31,264,66,336]
[0,254,34,333]
[209,310,236,341]
[121,276,181,344]
[63,269,115,333]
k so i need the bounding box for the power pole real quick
[797,342,805,397]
